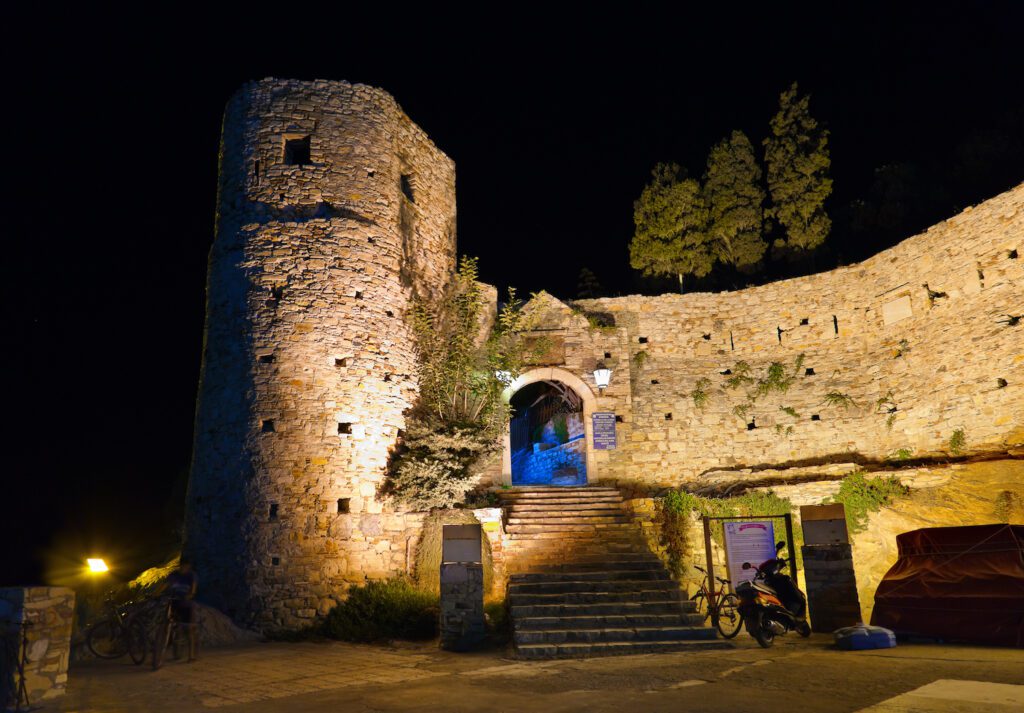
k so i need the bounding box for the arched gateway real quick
[501,367,599,486]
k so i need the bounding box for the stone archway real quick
[501,367,598,486]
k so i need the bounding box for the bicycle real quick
[85,596,149,664]
[151,596,199,670]
[690,565,742,639]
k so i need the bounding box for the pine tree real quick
[764,83,832,259]
[705,131,767,272]
[629,163,713,292]
[576,267,602,299]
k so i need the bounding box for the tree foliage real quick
[764,83,832,258]
[388,256,538,510]
[576,266,603,299]
[630,163,714,291]
[705,131,767,271]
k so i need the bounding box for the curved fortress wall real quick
[548,185,1022,487]
[185,79,456,627]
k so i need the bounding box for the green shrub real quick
[948,428,966,456]
[322,579,438,643]
[827,471,910,534]
[552,413,569,444]
[484,600,511,644]
[691,378,712,409]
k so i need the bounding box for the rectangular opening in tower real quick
[283,135,311,166]
[337,498,350,514]
[338,422,353,435]
[400,174,415,203]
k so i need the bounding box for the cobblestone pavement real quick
[56,635,1024,713]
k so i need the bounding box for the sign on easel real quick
[723,520,777,586]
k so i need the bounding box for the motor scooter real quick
[735,541,811,648]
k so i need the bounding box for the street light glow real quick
[87,558,109,573]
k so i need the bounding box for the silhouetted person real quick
[163,559,198,662]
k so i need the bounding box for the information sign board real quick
[723,520,777,586]
[591,412,617,450]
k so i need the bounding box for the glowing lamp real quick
[87,558,109,574]
[593,364,613,391]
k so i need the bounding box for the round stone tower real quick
[184,79,457,628]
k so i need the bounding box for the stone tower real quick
[185,79,457,628]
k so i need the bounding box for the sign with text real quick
[723,520,777,586]
[591,412,617,450]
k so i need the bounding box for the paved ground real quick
[55,635,1024,713]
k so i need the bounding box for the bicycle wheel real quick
[87,619,128,659]
[714,594,742,639]
[127,618,148,665]
[152,612,172,670]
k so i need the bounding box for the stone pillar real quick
[801,544,863,632]
[0,587,75,706]
[439,525,486,651]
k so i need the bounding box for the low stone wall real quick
[0,587,74,705]
[516,438,587,484]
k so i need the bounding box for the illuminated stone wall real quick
[185,79,456,628]
[515,184,1023,489]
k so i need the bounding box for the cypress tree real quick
[629,163,713,292]
[764,83,832,259]
[705,131,767,272]
[576,267,603,299]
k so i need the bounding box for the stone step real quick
[507,514,628,525]
[509,589,685,606]
[515,638,732,660]
[508,578,680,595]
[503,492,623,501]
[510,600,688,618]
[506,523,636,534]
[509,562,668,579]
[506,503,628,513]
[514,612,704,630]
[500,487,621,495]
[514,624,717,646]
[505,556,664,572]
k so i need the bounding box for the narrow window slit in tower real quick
[400,174,415,202]
[283,135,311,166]
[260,419,275,433]
[777,326,784,344]
[800,317,809,326]
[638,337,648,344]
[665,413,672,420]
[337,498,350,514]
[268,503,278,521]
[271,556,280,566]
[254,160,261,185]
[805,368,815,376]
[702,333,711,341]
[729,331,735,350]
[335,358,347,367]
[997,378,1008,388]
[258,354,274,364]
[338,422,353,435]
[604,352,612,359]
[811,414,821,421]
[832,316,839,336]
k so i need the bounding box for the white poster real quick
[723,520,777,587]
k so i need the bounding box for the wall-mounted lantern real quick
[593,363,613,393]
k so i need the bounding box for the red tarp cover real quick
[871,524,1024,647]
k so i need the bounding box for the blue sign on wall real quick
[592,412,617,450]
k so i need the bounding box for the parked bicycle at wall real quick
[690,565,742,639]
[151,595,200,670]
[85,596,149,664]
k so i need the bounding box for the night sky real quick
[4,6,1022,585]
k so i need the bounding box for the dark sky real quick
[4,6,1022,584]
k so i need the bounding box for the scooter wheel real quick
[797,621,811,638]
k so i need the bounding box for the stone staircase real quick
[500,486,728,659]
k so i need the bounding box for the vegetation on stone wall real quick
[321,579,438,642]
[656,489,798,578]
[826,471,910,534]
[387,256,539,510]
[948,428,967,456]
